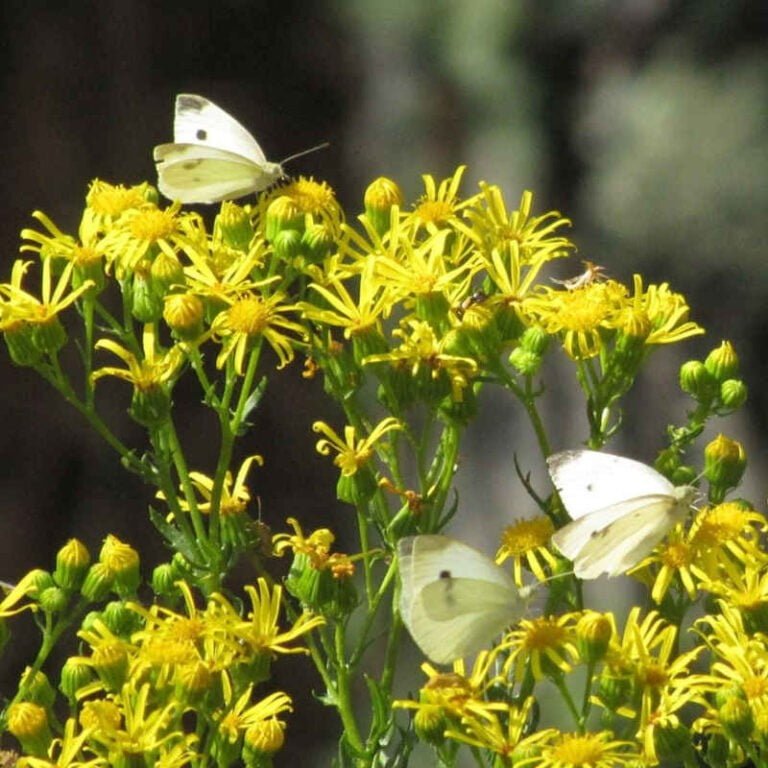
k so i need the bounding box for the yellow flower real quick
[100,201,189,275]
[92,324,184,392]
[262,176,341,232]
[502,613,580,681]
[632,275,705,345]
[0,570,44,618]
[515,730,641,768]
[218,685,292,743]
[15,717,102,768]
[210,290,305,372]
[407,166,479,235]
[313,417,401,476]
[273,518,355,577]
[303,258,393,338]
[522,279,628,359]
[84,179,153,230]
[496,515,558,585]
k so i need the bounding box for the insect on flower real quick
[551,260,606,291]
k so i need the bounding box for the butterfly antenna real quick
[281,141,330,166]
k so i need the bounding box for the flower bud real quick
[80,562,115,602]
[38,586,68,615]
[679,360,717,402]
[130,269,164,322]
[704,341,739,383]
[271,228,303,264]
[509,347,542,376]
[54,538,91,590]
[704,435,746,499]
[91,643,129,692]
[576,612,612,663]
[265,196,304,242]
[364,177,403,237]
[151,562,177,597]
[6,701,51,756]
[149,251,184,295]
[102,600,142,637]
[163,293,205,341]
[705,733,730,767]
[100,536,140,596]
[243,718,286,763]
[286,553,358,618]
[597,670,634,712]
[216,202,254,251]
[520,325,549,355]
[720,379,747,410]
[654,722,696,763]
[19,668,56,709]
[59,658,95,701]
[301,222,335,262]
[175,660,214,705]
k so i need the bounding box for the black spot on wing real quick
[439,570,452,579]
[196,129,207,141]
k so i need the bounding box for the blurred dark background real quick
[0,0,766,761]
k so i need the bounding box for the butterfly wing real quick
[547,450,676,520]
[571,490,693,578]
[397,535,523,664]
[173,93,268,164]
[153,143,280,203]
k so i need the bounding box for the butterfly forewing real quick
[173,94,268,164]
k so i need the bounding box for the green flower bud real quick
[705,341,739,382]
[129,384,171,428]
[720,379,747,410]
[6,701,51,757]
[492,302,525,342]
[705,733,730,767]
[100,536,140,596]
[520,325,549,355]
[130,269,164,322]
[80,562,115,602]
[32,317,67,355]
[38,586,68,614]
[285,553,358,618]
[679,360,717,401]
[72,250,106,295]
[151,562,177,597]
[265,196,304,242]
[271,228,304,264]
[175,660,214,705]
[351,327,389,367]
[301,222,335,262]
[413,293,451,333]
[3,320,43,366]
[91,643,129,692]
[216,202,254,251]
[27,569,56,596]
[704,435,746,498]
[163,293,205,341]
[576,612,612,663]
[597,670,635,712]
[337,466,378,507]
[59,658,95,701]
[364,177,403,237]
[54,538,91,590]
[102,601,142,637]
[719,695,754,742]
[509,347,542,376]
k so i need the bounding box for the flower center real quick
[129,208,177,243]
[228,297,271,336]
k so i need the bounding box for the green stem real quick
[334,621,366,757]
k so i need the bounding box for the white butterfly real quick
[154,94,325,204]
[397,534,534,664]
[547,450,695,580]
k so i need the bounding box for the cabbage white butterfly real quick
[397,535,534,664]
[153,94,327,204]
[547,450,695,579]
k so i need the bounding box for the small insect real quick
[551,260,606,290]
[154,94,328,204]
[455,290,488,319]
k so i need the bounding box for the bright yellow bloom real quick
[263,176,342,232]
[217,685,292,744]
[303,258,393,338]
[84,179,152,231]
[496,515,558,585]
[15,717,103,768]
[210,290,305,372]
[407,166,479,235]
[0,570,44,618]
[313,417,401,476]
[91,324,184,391]
[502,613,580,681]
[273,518,355,577]
[631,275,705,345]
[0,259,94,329]
[515,730,641,768]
